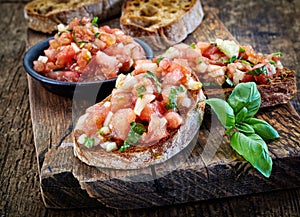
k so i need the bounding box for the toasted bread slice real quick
[120,0,204,50]
[73,59,205,169]
[205,67,297,108]
[24,0,123,33]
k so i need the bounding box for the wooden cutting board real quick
[26,8,300,209]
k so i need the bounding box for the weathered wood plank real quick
[1,0,300,216]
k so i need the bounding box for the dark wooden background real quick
[0,0,299,216]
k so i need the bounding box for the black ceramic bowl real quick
[23,37,153,100]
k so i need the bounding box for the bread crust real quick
[204,68,297,108]
[24,0,124,33]
[73,72,205,169]
[120,0,204,50]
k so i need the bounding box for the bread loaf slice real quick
[24,0,124,33]
[120,0,204,50]
[205,67,297,108]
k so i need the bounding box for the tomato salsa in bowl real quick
[23,17,153,99]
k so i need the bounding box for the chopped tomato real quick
[139,101,166,122]
[33,17,145,82]
[164,111,183,129]
[241,74,255,83]
[56,45,76,67]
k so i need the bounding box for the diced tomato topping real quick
[164,111,183,129]
[254,74,270,84]
[44,48,57,62]
[241,74,255,83]
[139,101,166,122]
[56,45,76,67]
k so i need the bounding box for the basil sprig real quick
[205,82,279,177]
[118,122,146,152]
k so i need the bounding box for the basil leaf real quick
[83,137,94,149]
[247,65,268,76]
[230,132,273,177]
[144,71,161,93]
[205,98,235,129]
[119,122,146,152]
[235,122,255,134]
[246,118,280,140]
[235,107,248,123]
[227,82,261,118]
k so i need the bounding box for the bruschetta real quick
[73,58,205,169]
[157,39,297,107]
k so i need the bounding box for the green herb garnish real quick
[94,32,100,39]
[144,71,162,93]
[156,56,164,64]
[224,55,237,64]
[78,41,88,48]
[240,59,254,66]
[269,60,275,65]
[83,136,95,149]
[136,85,146,98]
[165,87,178,110]
[271,52,283,57]
[177,84,185,92]
[92,16,99,27]
[205,82,279,177]
[247,65,268,76]
[118,122,146,152]
[239,47,246,52]
[190,43,196,49]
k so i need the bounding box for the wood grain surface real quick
[1,0,300,216]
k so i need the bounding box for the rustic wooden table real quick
[1,0,299,216]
